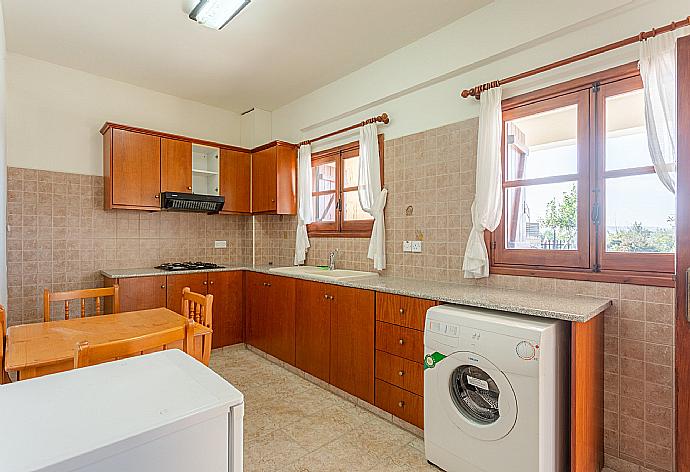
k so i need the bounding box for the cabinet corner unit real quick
[251,141,298,215]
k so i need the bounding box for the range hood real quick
[160,192,225,214]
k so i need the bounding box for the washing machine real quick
[424,304,567,472]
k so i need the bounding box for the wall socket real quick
[214,240,228,249]
[403,240,422,253]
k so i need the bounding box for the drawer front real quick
[375,350,423,396]
[375,322,424,363]
[375,379,424,429]
[376,293,435,331]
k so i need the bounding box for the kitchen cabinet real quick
[375,379,424,429]
[246,273,295,365]
[103,128,161,210]
[105,275,167,313]
[105,271,244,349]
[330,286,375,403]
[166,273,208,313]
[295,280,331,382]
[208,271,244,348]
[161,138,193,193]
[219,149,251,214]
[251,141,297,214]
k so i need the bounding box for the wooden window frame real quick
[490,62,675,287]
[307,135,384,238]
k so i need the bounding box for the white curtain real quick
[463,87,503,278]
[294,144,313,265]
[639,28,687,194]
[359,123,387,270]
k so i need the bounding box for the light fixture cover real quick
[189,0,250,30]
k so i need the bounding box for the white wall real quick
[0,2,7,306]
[240,108,272,148]
[6,53,242,176]
[272,0,688,149]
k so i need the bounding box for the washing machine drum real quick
[435,351,518,441]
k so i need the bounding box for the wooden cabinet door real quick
[245,272,268,351]
[330,286,375,403]
[208,271,244,348]
[161,138,192,193]
[275,143,297,215]
[111,129,161,208]
[251,147,277,213]
[265,275,296,365]
[295,280,331,382]
[220,149,251,213]
[117,276,167,312]
[166,273,208,313]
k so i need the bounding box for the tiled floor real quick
[209,346,437,472]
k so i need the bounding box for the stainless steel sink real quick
[268,265,379,281]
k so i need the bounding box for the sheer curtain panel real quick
[463,87,503,278]
[358,123,387,270]
[294,144,313,265]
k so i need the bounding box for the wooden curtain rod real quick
[299,113,389,146]
[461,15,690,99]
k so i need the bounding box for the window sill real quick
[307,231,372,239]
[490,264,675,288]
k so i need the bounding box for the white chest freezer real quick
[0,349,244,472]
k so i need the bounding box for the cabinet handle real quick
[161,285,166,289]
[398,370,405,377]
[209,281,214,285]
[324,294,329,299]
[330,295,334,300]
[154,195,160,199]
[398,401,405,408]
[203,281,207,285]
[266,283,271,287]
[399,308,405,315]
[399,338,405,345]
[187,186,192,190]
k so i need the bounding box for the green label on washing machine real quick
[424,352,447,370]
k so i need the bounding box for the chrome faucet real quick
[328,250,338,270]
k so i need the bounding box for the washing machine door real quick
[436,351,518,441]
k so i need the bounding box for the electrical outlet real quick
[214,240,227,249]
[403,240,412,252]
[411,241,422,253]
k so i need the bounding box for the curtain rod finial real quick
[461,89,471,98]
[380,113,390,124]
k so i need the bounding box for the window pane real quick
[605,89,653,171]
[312,161,336,192]
[312,193,336,222]
[505,181,578,250]
[505,104,578,180]
[343,190,373,221]
[605,174,675,253]
[343,156,360,188]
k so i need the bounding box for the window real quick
[307,136,383,237]
[491,64,675,284]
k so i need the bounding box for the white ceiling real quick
[3,0,490,113]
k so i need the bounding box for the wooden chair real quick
[1,305,10,384]
[74,318,195,369]
[181,287,213,364]
[44,285,120,322]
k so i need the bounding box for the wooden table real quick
[5,308,212,380]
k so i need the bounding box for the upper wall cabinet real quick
[251,141,297,214]
[161,138,193,193]
[103,128,161,210]
[101,123,296,215]
[220,149,251,214]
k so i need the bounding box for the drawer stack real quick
[374,293,435,429]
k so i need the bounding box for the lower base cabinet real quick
[104,272,244,349]
[375,379,424,429]
[246,272,296,365]
[295,280,331,382]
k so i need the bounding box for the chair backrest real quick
[73,318,195,369]
[0,305,9,384]
[44,285,120,322]
[181,287,213,329]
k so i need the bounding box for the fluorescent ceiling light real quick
[189,0,250,30]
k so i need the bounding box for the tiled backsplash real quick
[6,167,252,326]
[6,117,675,471]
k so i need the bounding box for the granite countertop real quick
[100,265,611,323]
